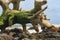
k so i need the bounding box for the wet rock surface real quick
[0,30,60,40]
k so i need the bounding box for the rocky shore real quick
[0,28,60,40]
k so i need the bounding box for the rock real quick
[0,33,13,40]
[22,38,30,40]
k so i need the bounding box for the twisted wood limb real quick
[0,0,9,10]
[8,0,25,10]
[31,22,39,32]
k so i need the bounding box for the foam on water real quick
[5,24,60,33]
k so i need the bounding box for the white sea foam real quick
[5,24,60,33]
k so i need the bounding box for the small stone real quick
[23,38,30,40]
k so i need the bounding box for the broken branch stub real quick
[33,6,47,18]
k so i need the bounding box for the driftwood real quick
[0,0,60,34]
